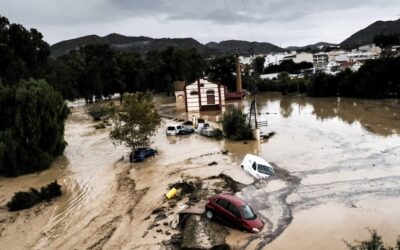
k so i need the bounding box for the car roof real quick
[215,193,247,207]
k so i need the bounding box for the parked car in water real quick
[178,126,195,135]
[241,154,275,179]
[130,148,158,162]
[205,193,264,233]
[166,124,183,136]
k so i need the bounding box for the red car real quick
[205,193,264,233]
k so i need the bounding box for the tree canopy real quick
[110,93,161,151]
[0,79,69,176]
[0,15,50,86]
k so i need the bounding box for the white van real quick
[241,154,275,179]
[166,124,182,136]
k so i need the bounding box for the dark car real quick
[130,148,158,162]
[205,193,264,233]
[178,126,195,135]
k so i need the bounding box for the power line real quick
[245,0,254,28]
[243,0,251,28]
[223,0,240,39]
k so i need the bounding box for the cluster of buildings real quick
[240,43,400,79]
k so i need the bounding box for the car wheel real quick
[205,209,214,220]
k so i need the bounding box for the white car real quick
[241,154,275,179]
[166,124,182,136]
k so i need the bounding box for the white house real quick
[182,78,226,112]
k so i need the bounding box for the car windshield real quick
[240,205,257,220]
[257,163,275,176]
[167,126,175,131]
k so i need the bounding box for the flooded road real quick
[0,93,399,250]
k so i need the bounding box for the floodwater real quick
[0,93,399,250]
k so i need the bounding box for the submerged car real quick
[178,126,195,135]
[241,154,275,179]
[166,124,182,136]
[205,193,264,233]
[130,148,158,162]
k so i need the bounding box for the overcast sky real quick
[1,0,400,46]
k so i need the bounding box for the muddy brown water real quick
[0,93,399,250]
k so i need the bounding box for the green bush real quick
[87,103,113,121]
[222,108,253,140]
[6,180,62,211]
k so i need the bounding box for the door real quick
[206,90,215,104]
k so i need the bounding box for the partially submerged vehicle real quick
[241,154,275,179]
[178,126,195,135]
[166,124,183,136]
[195,122,218,137]
[205,193,264,233]
[130,148,158,162]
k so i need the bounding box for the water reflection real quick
[254,93,399,137]
[161,93,398,137]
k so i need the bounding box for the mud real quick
[0,93,399,250]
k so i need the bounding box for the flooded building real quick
[180,78,226,112]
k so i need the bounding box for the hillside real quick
[50,34,285,57]
[205,40,286,54]
[286,42,338,51]
[341,18,400,48]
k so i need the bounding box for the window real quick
[177,125,182,129]
[167,126,175,131]
[228,203,240,217]
[206,89,215,95]
[257,164,275,176]
[252,162,256,170]
[216,198,228,209]
[190,91,198,95]
[240,205,257,220]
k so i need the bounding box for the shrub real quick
[40,180,62,201]
[345,229,400,250]
[6,180,62,211]
[87,103,113,121]
[222,108,253,140]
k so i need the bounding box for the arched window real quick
[206,90,215,95]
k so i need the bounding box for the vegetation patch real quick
[6,180,62,211]
[345,229,400,250]
[87,103,114,121]
[222,107,253,140]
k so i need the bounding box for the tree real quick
[0,15,50,86]
[79,44,123,102]
[0,79,69,176]
[222,107,253,140]
[110,93,161,157]
[251,56,265,75]
[207,55,236,90]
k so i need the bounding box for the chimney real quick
[235,54,243,93]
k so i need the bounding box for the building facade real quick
[183,78,226,112]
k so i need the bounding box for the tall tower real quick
[235,54,243,93]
